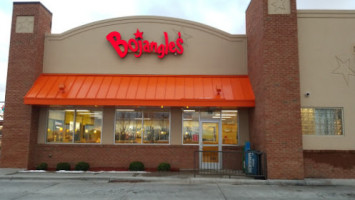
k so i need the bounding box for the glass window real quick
[183,110,199,144]
[115,111,142,144]
[301,108,343,135]
[47,110,73,143]
[74,110,102,143]
[201,110,221,120]
[182,110,239,145]
[115,109,170,144]
[221,110,238,145]
[143,111,170,144]
[47,109,102,144]
[202,122,219,144]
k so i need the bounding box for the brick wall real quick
[0,3,52,168]
[246,0,304,179]
[304,150,355,178]
[33,144,199,170]
[31,145,243,171]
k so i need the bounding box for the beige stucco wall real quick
[170,108,182,145]
[37,107,47,144]
[102,107,114,144]
[298,10,355,150]
[238,109,250,146]
[43,16,247,75]
[38,16,250,145]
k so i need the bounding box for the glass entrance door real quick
[199,120,221,169]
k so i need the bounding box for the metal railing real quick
[193,150,267,179]
[194,150,245,178]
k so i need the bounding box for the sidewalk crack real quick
[217,183,227,200]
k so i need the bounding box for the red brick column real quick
[246,0,304,179]
[0,2,52,168]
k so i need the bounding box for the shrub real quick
[157,162,171,171]
[129,161,145,171]
[36,162,48,170]
[75,162,90,171]
[56,162,71,171]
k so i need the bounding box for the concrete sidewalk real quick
[0,168,355,186]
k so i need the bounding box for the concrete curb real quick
[1,174,355,186]
[0,170,355,186]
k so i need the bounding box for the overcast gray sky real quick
[1,0,355,103]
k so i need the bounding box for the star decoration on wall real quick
[271,0,287,12]
[16,16,34,33]
[134,29,143,40]
[333,56,355,85]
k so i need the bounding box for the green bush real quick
[157,162,171,171]
[56,162,71,171]
[75,162,90,171]
[129,161,145,171]
[36,162,48,170]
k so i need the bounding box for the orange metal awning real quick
[24,74,255,107]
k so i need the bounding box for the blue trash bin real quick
[246,150,260,176]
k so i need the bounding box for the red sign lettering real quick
[106,29,184,58]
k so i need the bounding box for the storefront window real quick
[47,109,102,144]
[115,110,142,144]
[182,110,239,145]
[182,110,199,144]
[47,110,73,143]
[74,110,102,143]
[143,111,170,144]
[221,110,238,145]
[301,108,343,135]
[115,109,170,144]
[200,110,221,120]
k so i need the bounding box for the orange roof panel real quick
[24,74,255,107]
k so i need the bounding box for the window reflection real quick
[47,110,73,143]
[182,110,238,145]
[143,111,169,144]
[221,110,238,145]
[115,109,170,144]
[74,110,102,143]
[115,111,142,144]
[183,110,199,144]
[47,109,102,144]
[301,108,343,135]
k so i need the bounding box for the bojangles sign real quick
[106,29,184,59]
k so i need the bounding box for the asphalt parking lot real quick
[1,179,355,200]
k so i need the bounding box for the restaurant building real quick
[1,0,354,179]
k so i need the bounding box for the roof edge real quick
[46,15,246,41]
[13,1,52,15]
[297,10,355,18]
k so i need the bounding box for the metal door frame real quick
[199,119,222,169]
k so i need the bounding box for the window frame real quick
[181,109,201,146]
[45,107,104,145]
[114,108,171,145]
[181,109,240,146]
[301,107,345,136]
